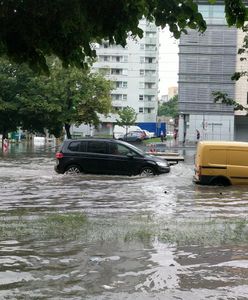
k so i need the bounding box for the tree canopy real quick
[115,106,137,136]
[158,95,178,118]
[1,0,247,73]
[0,57,113,139]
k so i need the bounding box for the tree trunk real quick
[125,126,128,141]
[64,123,72,139]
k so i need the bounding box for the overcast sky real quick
[158,28,179,97]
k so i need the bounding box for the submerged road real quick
[1,142,248,299]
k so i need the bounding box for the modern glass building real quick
[178,1,248,142]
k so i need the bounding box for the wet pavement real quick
[1,142,248,299]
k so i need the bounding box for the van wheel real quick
[65,165,81,175]
[211,177,230,186]
[140,167,155,177]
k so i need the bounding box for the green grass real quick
[1,212,248,247]
[0,212,88,239]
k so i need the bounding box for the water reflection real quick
[1,143,248,299]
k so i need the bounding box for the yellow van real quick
[194,141,248,186]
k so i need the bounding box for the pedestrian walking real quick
[173,129,178,141]
[173,129,178,146]
[196,129,200,142]
[160,130,164,142]
[183,131,186,145]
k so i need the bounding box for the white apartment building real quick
[93,19,160,135]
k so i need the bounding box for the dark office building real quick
[178,1,248,142]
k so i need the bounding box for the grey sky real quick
[159,28,179,96]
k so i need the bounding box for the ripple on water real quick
[1,148,248,299]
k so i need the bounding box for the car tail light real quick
[56,152,64,159]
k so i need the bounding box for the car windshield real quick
[122,142,145,156]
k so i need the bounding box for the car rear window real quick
[68,141,81,152]
[68,141,87,152]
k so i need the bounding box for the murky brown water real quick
[1,142,248,299]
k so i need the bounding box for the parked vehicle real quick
[118,131,145,142]
[194,141,248,186]
[113,125,143,140]
[142,130,154,139]
[55,138,170,176]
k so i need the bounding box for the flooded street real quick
[1,142,248,299]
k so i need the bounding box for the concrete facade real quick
[93,19,159,134]
[178,2,248,143]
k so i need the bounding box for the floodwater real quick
[1,142,248,299]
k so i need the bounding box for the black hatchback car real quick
[55,138,170,176]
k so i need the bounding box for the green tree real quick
[115,106,137,137]
[0,57,62,140]
[47,60,113,138]
[0,59,21,139]
[1,0,247,73]
[0,57,113,140]
[158,95,178,118]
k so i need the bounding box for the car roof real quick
[64,138,129,145]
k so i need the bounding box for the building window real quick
[145,31,156,37]
[139,95,144,101]
[145,95,154,101]
[145,44,156,51]
[123,94,127,100]
[140,69,145,76]
[116,81,127,88]
[145,82,155,89]
[145,70,156,76]
[144,107,154,114]
[139,107,144,113]
[140,44,145,50]
[111,94,122,100]
[116,81,121,88]
[122,81,128,88]
[111,68,122,75]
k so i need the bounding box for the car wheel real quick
[140,167,155,177]
[211,177,230,186]
[65,165,81,175]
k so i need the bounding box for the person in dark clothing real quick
[196,129,200,142]
[160,130,164,142]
